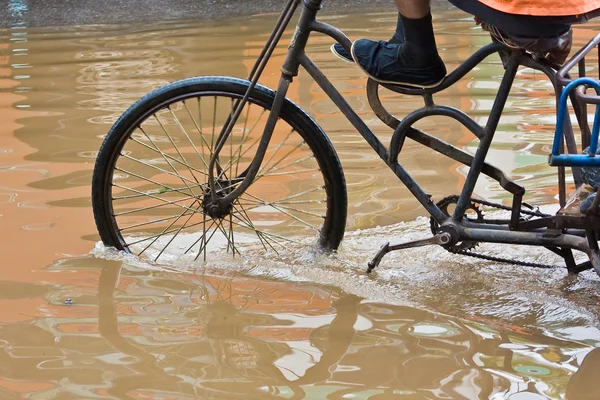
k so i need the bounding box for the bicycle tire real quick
[92,76,347,262]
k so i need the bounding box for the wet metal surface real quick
[1,5,600,399]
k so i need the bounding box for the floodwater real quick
[1,4,600,399]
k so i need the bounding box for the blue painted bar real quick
[590,103,600,155]
[551,77,600,167]
[549,154,600,167]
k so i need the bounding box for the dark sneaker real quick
[331,31,405,64]
[331,43,354,63]
[331,13,405,64]
[351,38,446,88]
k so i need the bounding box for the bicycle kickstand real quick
[366,233,452,274]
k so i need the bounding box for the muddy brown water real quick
[1,5,600,399]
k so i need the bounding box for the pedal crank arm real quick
[366,232,451,273]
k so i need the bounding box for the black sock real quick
[389,13,405,44]
[400,11,438,56]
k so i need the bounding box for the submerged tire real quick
[92,76,347,262]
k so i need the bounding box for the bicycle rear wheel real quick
[92,76,347,262]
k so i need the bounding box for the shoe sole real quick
[350,41,444,89]
[330,44,354,64]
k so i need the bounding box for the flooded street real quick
[1,3,600,399]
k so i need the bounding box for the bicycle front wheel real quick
[92,76,347,262]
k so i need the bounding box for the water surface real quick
[0,6,600,399]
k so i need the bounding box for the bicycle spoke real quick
[200,211,209,262]
[211,96,217,151]
[238,198,324,206]
[113,183,200,215]
[171,105,212,171]
[114,192,166,201]
[226,100,236,256]
[237,191,321,231]
[216,217,241,256]
[115,167,198,199]
[129,135,208,178]
[251,185,326,204]
[228,208,298,242]
[258,140,307,178]
[256,168,317,178]
[125,214,206,247]
[191,220,217,261]
[244,190,323,225]
[114,196,197,216]
[198,97,204,161]
[257,127,295,175]
[216,135,262,181]
[138,200,201,257]
[227,98,235,189]
[119,210,198,232]
[152,202,203,261]
[183,99,228,174]
[235,103,253,177]
[195,217,241,259]
[184,216,215,255]
[136,127,201,196]
[231,199,272,253]
[211,160,318,195]
[194,221,220,262]
[236,197,325,219]
[112,180,204,201]
[259,154,315,178]
[229,212,299,246]
[233,200,279,254]
[154,113,202,186]
[120,153,199,187]
[216,107,267,181]
[228,212,235,256]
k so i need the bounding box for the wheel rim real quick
[103,91,330,262]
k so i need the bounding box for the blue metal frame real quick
[550,77,600,167]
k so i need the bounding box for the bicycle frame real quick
[205,0,600,273]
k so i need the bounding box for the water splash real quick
[92,204,600,346]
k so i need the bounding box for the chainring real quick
[430,195,484,251]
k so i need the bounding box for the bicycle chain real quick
[468,197,551,218]
[432,195,560,269]
[446,247,558,269]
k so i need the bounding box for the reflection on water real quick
[0,5,600,399]
[1,261,598,399]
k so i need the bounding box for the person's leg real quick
[348,0,446,87]
[394,0,429,18]
[331,12,405,62]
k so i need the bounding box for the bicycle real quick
[91,0,600,276]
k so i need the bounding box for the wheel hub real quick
[202,182,234,219]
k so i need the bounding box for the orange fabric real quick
[477,0,600,17]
